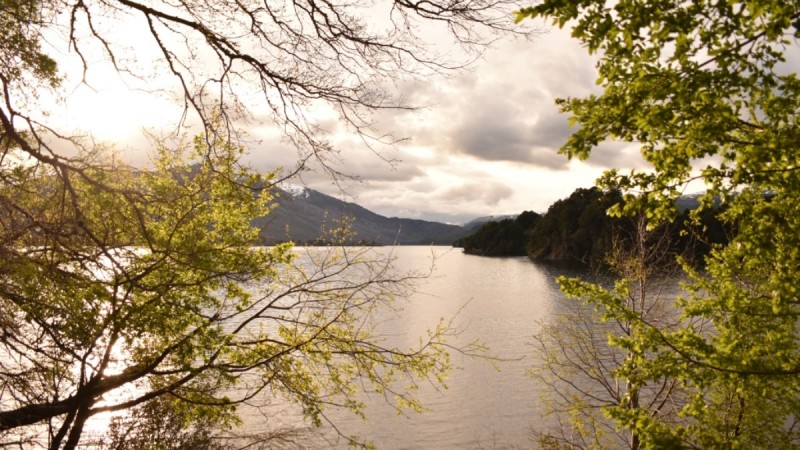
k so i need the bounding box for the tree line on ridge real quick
[456,187,729,265]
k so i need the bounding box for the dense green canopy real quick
[518,0,800,447]
[0,0,524,446]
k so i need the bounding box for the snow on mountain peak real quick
[278,182,310,199]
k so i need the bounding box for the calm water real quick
[14,245,581,448]
[255,246,584,449]
[68,246,580,448]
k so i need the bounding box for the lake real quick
[241,246,585,449]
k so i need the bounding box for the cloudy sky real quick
[49,19,650,225]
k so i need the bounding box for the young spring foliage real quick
[518,0,800,446]
[0,135,453,449]
[531,216,689,450]
[0,0,528,446]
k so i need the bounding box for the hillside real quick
[455,187,729,264]
[255,186,473,245]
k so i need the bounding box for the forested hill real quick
[456,187,728,264]
[255,185,727,252]
[255,186,478,245]
[454,211,541,256]
[526,187,626,262]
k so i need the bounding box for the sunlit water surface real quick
[4,246,587,449]
[237,246,585,449]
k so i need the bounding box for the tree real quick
[0,133,458,448]
[3,0,530,177]
[1,0,527,447]
[526,187,625,264]
[518,0,800,446]
[530,215,689,450]
[104,396,229,450]
[460,211,540,256]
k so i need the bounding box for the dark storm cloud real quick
[341,156,426,182]
[369,34,602,171]
[438,181,514,206]
[532,110,574,150]
[454,113,533,162]
[580,140,650,170]
[451,98,572,169]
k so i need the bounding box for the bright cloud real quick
[49,21,649,224]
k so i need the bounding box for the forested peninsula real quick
[455,187,728,265]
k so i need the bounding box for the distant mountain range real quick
[255,186,484,245]
[255,185,713,247]
[461,214,517,228]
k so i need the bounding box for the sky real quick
[47,17,651,225]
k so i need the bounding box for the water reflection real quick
[284,246,580,449]
[9,245,582,449]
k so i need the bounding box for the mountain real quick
[675,192,724,211]
[461,215,517,229]
[454,188,730,264]
[255,186,473,245]
[675,192,703,211]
